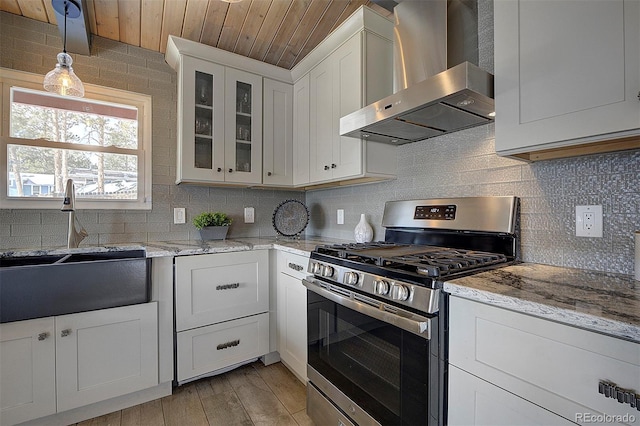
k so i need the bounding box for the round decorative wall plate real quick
[272,199,309,237]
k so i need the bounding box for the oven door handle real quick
[303,278,432,339]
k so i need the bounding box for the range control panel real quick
[414,205,456,220]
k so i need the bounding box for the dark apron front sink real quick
[0,250,151,323]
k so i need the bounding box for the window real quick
[1,68,152,210]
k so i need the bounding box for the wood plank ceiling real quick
[1,0,393,69]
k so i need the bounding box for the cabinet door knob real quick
[331,163,337,168]
[217,167,222,172]
[229,168,233,173]
[267,172,272,176]
[60,329,72,337]
[324,165,330,170]
[38,332,49,341]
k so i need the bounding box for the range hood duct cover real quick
[340,0,494,145]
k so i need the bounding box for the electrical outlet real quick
[244,207,255,223]
[576,205,603,237]
[173,208,186,224]
[337,209,344,225]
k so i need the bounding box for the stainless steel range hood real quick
[340,0,494,145]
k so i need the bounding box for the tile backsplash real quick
[1,10,639,276]
[305,126,639,275]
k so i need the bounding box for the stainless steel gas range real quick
[304,196,519,426]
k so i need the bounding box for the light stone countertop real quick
[444,263,640,343]
[3,241,638,343]
[0,236,343,259]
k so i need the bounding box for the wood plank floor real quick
[75,362,314,426]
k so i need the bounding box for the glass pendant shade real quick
[43,52,85,97]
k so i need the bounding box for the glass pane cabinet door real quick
[194,71,213,170]
[235,81,252,174]
[177,57,225,184]
[225,69,262,184]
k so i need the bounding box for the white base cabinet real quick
[0,303,158,426]
[448,366,574,426]
[174,250,270,383]
[494,0,640,159]
[276,251,309,383]
[448,296,640,425]
[0,318,56,425]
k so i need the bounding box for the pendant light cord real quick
[63,0,68,54]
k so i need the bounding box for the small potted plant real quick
[192,211,232,240]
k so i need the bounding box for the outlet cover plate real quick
[173,208,186,224]
[576,205,603,237]
[244,207,255,223]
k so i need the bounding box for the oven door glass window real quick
[307,289,440,425]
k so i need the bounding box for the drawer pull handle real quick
[217,339,240,350]
[38,332,49,341]
[60,329,72,337]
[598,380,640,410]
[216,283,240,290]
[288,262,304,272]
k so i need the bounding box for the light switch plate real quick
[337,209,344,225]
[576,205,603,237]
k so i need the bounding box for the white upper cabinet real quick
[224,68,262,184]
[166,36,291,186]
[309,34,364,183]
[167,6,398,189]
[292,6,398,187]
[174,55,263,185]
[293,75,310,186]
[263,78,294,186]
[175,56,226,184]
[494,0,640,160]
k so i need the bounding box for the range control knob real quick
[311,262,323,275]
[390,284,410,301]
[374,279,390,295]
[344,271,359,286]
[321,265,334,277]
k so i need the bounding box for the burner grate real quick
[315,243,508,279]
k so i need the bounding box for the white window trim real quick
[0,67,152,210]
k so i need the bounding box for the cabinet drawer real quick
[278,251,310,281]
[449,297,640,424]
[175,251,269,331]
[176,312,269,382]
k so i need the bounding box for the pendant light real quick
[43,0,85,97]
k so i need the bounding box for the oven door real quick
[304,278,442,426]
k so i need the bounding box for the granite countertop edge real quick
[0,237,339,259]
[444,264,640,344]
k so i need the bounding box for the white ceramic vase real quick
[354,213,373,243]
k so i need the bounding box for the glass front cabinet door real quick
[176,56,262,185]
[224,68,262,184]
[177,56,225,183]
